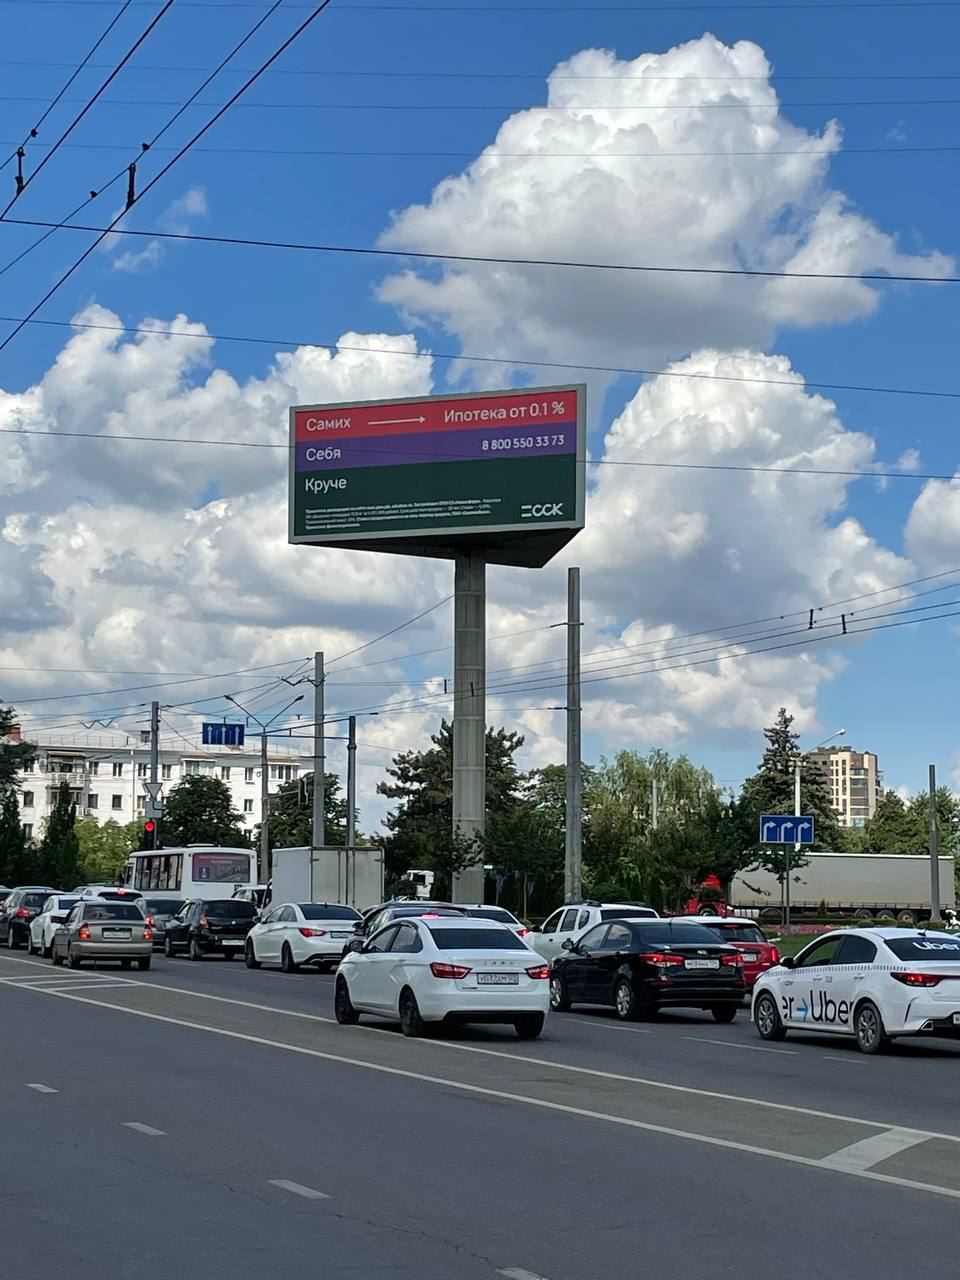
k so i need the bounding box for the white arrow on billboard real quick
[144,781,163,800]
[368,416,426,425]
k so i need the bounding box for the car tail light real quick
[78,925,91,940]
[430,961,472,979]
[143,927,153,941]
[14,907,29,918]
[769,947,780,963]
[145,915,155,927]
[516,927,530,937]
[638,952,684,966]
[299,928,326,938]
[525,963,550,980]
[891,971,942,987]
[722,953,743,966]
[199,914,209,928]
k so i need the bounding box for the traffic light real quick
[143,819,156,851]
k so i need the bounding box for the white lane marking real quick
[27,986,958,1202]
[685,1037,797,1057]
[9,966,958,1146]
[26,1083,57,1094]
[269,1179,330,1200]
[564,1016,651,1034]
[498,1270,551,1280]
[123,1122,165,1136]
[824,1055,860,1064]
[41,981,134,992]
[820,1128,930,1173]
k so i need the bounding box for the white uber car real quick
[754,927,960,1054]
[29,894,81,957]
[335,916,550,1039]
[245,902,361,972]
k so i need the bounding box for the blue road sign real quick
[202,722,245,747]
[759,814,815,844]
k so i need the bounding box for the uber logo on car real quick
[781,990,852,1025]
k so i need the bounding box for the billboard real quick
[288,384,585,568]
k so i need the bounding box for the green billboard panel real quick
[289,385,585,568]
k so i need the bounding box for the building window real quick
[185,760,201,775]
[112,762,123,777]
[137,795,148,812]
[161,764,172,779]
[136,762,148,778]
[243,798,254,813]
[220,766,231,781]
[270,765,293,782]
[88,794,98,809]
[244,767,255,783]
[89,761,99,776]
[112,794,123,810]
[22,824,32,839]
[22,790,34,808]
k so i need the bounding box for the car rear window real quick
[632,923,727,946]
[428,927,528,950]
[204,900,257,918]
[701,923,766,943]
[393,906,464,919]
[462,907,517,923]
[601,908,657,921]
[83,903,144,921]
[299,905,361,921]
[23,893,51,909]
[95,890,143,902]
[143,898,184,913]
[886,936,960,961]
[55,897,80,911]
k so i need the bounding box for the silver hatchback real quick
[52,901,153,971]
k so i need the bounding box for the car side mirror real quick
[561,938,574,951]
[345,938,365,954]
[781,955,796,970]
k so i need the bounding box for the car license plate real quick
[952,1013,960,1026]
[742,952,759,962]
[102,928,130,940]
[477,972,519,985]
[685,958,720,970]
[222,940,243,947]
[331,932,349,939]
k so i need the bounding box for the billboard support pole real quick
[564,566,582,903]
[928,763,942,925]
[312,651,325,852]
[452,549,486,903]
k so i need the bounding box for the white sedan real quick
[28,895,81,957]
[753,927,960,1054]
[335,916,551,1039]
[245,902,361,973]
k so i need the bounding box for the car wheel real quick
[42,940,52,958]
[549,974,571,1012]
[335,976,360,1025]
[280,943,299,974]
[854,1000,890,1055]
[51,946,64,967]
[67,946,81,970]
[754,992,787,1041]
[164,936,176,958]
[897,909,917,926]
[27,935,39,956]
[8,928,20,950]
[120,959,132,970]
[245,941,261,970]
[711,1004,739,1024]
[614,977,640,1021]
[514,1012,545,1040]
[137,957,151,972]
[189,937,203,962]
[399,988,428,1038]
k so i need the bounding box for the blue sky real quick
[2,0,959,813]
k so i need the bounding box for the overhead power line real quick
[4,0,960,10]
[5,216,954,285]
[1,312,956,402]
[0,0,338,355]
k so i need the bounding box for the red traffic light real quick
[144,820,156,833]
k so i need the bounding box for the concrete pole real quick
[787,761,800,931]
[452,550,486,903]
[929,764,942,925]
[149,700,160,850]
[312,651,325,851]
[564,566,582,903]
[259,730,270,885]
[347,715,357,849]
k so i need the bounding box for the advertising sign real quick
[288,384,585,567]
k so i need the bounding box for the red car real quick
[672,917,779,993]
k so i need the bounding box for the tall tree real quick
[0,789,30,885]
[907,787,960,856]
[255,772,349,851]
[161,775,249,848]
[37,781,80,888]
[75,818,138,883]
[378,720,527,896]
[860,790,919,853]
[0,702,35,794]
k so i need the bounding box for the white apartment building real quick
[805,745,883,829]
[10,728,315,842]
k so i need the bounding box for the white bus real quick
[124,846,257,900]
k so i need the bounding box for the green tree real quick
[161,775,248,848]
[906,787,960,856]
[860,790,920,853]
[0,788,33,885]
[75,818,138,883]
[481,765,575,918]
[378,720,527,896]
[739,707,841,875]
[0,702,35,794]
[37,781,80,888]
[255,772,349,851]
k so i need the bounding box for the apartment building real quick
[805,745,883,829]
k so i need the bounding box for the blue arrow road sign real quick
[759,814,815,844]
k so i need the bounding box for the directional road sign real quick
[759,815,815,844]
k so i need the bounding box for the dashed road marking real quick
[498,1270,551,1280]
[685,1036,797,1056]
[123,1122,165,1136]
[820,1128,930,1173]
[26,1083,57,1094]
[269,1179,330,1200]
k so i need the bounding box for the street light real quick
[225,692,304,884]
[786,730,847,930]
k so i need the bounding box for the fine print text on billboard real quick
[288,384,585,567]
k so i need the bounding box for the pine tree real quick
[0,702,35,792]
[0,789,27,885]
[37,781,80,889]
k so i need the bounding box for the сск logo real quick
[521,502,564,519]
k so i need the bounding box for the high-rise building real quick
[805,745,883,828]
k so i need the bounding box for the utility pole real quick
[786,761,801,932]
[346,715,357,848]
[148,700,160,850]
[564,566,582,903]
[651,778,659,832]
[929,763,942,925]
[452,550,486,902]
[313,651,325,851]
[259,730,269,886]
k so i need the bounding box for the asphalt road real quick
[2,948,958,1280]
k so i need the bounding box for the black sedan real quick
[163,898,258,960]
[549,919,745,1022]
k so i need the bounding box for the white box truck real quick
[270,845,384,912]
[730,851,956,924]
